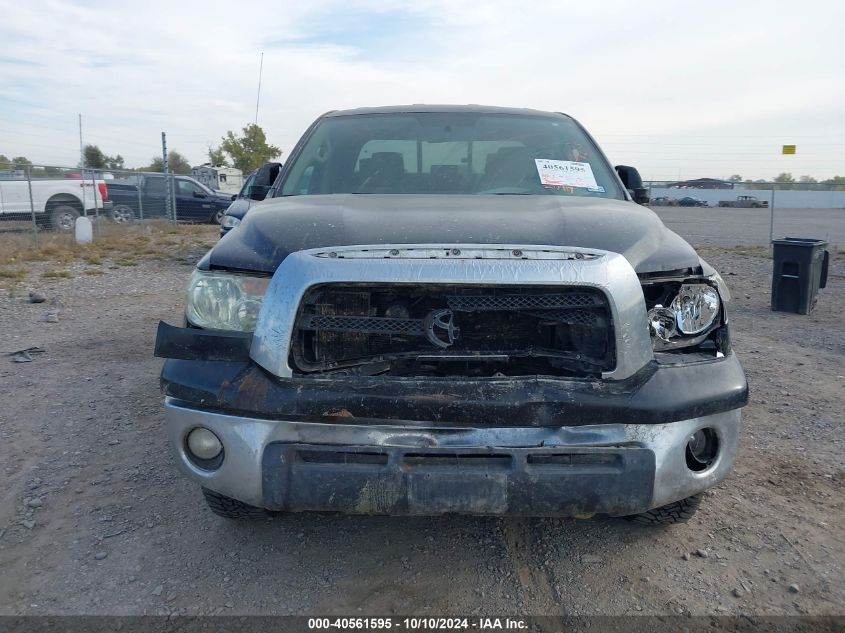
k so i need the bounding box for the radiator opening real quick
[291,284,615,378]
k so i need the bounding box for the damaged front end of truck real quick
[156,243,746,522]
[154,105,747,524]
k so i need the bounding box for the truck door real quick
[174,178,214,222]
[143,176,168,217]
[0,173,30,215]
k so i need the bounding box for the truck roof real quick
[323,104,573,119]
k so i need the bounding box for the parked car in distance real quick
[108,174,233,224]
[718,195,768,208]
[156,104,747,525]
[650,196,678,207]
[0,173,111,231]
[219,162,283,236]
[677,196,709,207]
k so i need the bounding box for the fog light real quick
[685,427,718,472]
[186,427,223,460]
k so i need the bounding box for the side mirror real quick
[231,194,237,201]
[615,165,650,205]
[248,185,269,201]
[193,190,207,198]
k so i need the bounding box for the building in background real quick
[666,178,735,190]
[191,164,244,195]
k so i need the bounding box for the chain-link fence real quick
[3,161,842,252]
[0,161,235,245]
[644,180,845,208]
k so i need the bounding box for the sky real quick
[1,0,844,182]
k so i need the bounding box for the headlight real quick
[185,269,269,331]
[670,283,720,334]
[221,215,241,229]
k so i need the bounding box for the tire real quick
[50,204,80,232]
[211,208,226,225]
[109,204,135,224]
[625,493,703,526]
[201,487,272,519]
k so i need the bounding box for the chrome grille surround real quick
[251,244,653,380]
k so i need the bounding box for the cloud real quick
[0,0,843,179]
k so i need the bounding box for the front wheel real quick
[50,204,80,232]
[201,488,272,519]
[109,204,135,224]
[211,208,226,225]
[625,493,703,526]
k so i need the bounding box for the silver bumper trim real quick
[166,398,741,514]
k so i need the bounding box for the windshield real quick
[280,112,624,199]
[238,172,256,198]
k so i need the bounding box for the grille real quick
[291,285,614,377]
[447,292,602,311]
[299,314,425,336]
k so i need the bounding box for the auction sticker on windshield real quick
[535,159,598,189]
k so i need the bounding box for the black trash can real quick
[771,238,829,314]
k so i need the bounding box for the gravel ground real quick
[0,215,843,618]
[652,206,845,247]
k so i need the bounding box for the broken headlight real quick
[671,284,720,335]
[644,281,722,349]
[185,269,269,331]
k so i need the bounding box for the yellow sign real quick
[782,145,796,155]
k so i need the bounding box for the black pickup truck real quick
[107,174,233,224]
[156,105,746,525]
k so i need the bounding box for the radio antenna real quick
[254,52,264,126]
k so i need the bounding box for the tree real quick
[83,144,107,168]
[798,175,817,183]
[106,154,125,170]
[773,172,795,190]
[144,150,192,174]
[214,124,281,173]
[821,176,845,191]
[11,156,31,166]
[207,146,228,167]
[727,174,742,182]
[83,144,126,171]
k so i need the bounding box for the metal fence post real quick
[136,172,144,221]
[90,168,100,237]
[171,173,178,224]
[25,165,39,248]
[162,132,173,223]
[769,188,776,248]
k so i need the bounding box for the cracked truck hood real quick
[206,194,699,274]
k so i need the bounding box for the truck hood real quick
[205,194,700,275]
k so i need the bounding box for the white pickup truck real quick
[0,175,112,231]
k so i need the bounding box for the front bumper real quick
[159,243,747,516]
[167,398,741,516]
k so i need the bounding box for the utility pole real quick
[162,132,174,222]
[254,52,264,126]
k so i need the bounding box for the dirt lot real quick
[0,214,843,618]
